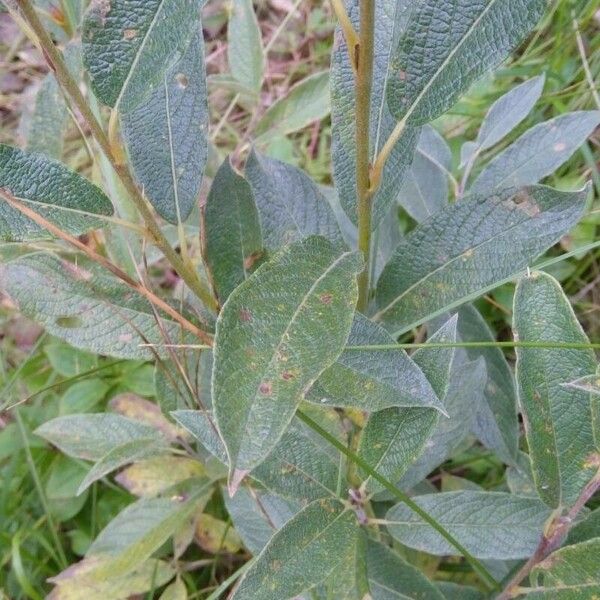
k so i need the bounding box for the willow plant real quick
[1,0,600,598]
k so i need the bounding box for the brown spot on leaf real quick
[239,308,252,322]
[319,293,333,305]
[175,73,188,88]
[281,371,294,381]
[123,28,137,40]
[259,381,272,396]
[398,70,407,81]
[244,250,264,271]
[553,142,566,152]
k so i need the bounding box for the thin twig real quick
[14,0,218,313]
[497,468,600,599]
[0,189,213,346]
[355,0,376,311]
[331,0,359,73]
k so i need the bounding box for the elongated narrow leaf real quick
[375,185,588,334]
[400,357,487,490]
[77,438,168,495]
[397,126,452,223]
[527,539,600,598]
[460,76,545,168]
[0,145,113,241]
[121,32,208,223]
[307,313,444,413]
[457,305,518,464]
[204,157,263,303]
[470,111,600,194]
[213,237,360,479]
[514,271,597,508]
[357,315,458,493]
[227,0,264,92]
[367,539,446,600]
[82,0,199,112]
[48,558,175,600]
[116,456,205,497]
[35,414,160,461]
[1,254,194,359]
[255,71,330,140]
[174,408,342,504]
[331,0,419,227]
[224,487,300,554]
[245,151,343,250]
[231,498,359,600]
[386,491,552,559]
[387,0,546,125]
[86,492,209,579]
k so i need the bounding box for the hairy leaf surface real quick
[204,157,263,303]
[387,0,546,124]
[460,76,545,169]
[331,0,419,227]
[514,272,597,507]
[121,32,208,223]
[245,151,342,250]
[212,237,361,477]
[35,414,160,461]
[1,254,195,359]
[82,0,199,112]
[386,491,551,559]
[470,111,600,193]
[375,185,588,334]
[0,145,113,241]
[307,313,444,413]
[231,498,358,600]
[357,316,458,493]
[527,539,600,598]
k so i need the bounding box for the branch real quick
[355,0,376,311]
[14,0,219,314]
[0,189,213,346]
[497,466,600,600]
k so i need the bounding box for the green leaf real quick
[436,582,484,600]
[82,0,199,112]
[307,313,445,413]
[77,438,168,495]
[46,456,89,522]
[48,558,176,600]
[1,253,194,359]
[387,0,546,125]
[212,237,361,480]
[567,508,600,546]
[245,150,343,250]
[255,71,330,141]
[159,578,187,600]
[386,491,552,559]
[526,539,600,598]
[375,185,588,334]
[366,539,446,600]
[397,125,451,223]
[470,111,600,194]
[514,271,597,508]
[59,379,109,414]
[0,144,113,241]
[231,498,359,600]
[121,32,208,223]
[331,0,419,227]
[456,305,518,464]
[227,0,264,92]
[357,315,458,493]
[224,486,300,554]
[35,413,160,461]
[460,76,545,168]
[400,357,487,490]
[204,157,263,303]
[86,491,210,579]
[174,408,343,505]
